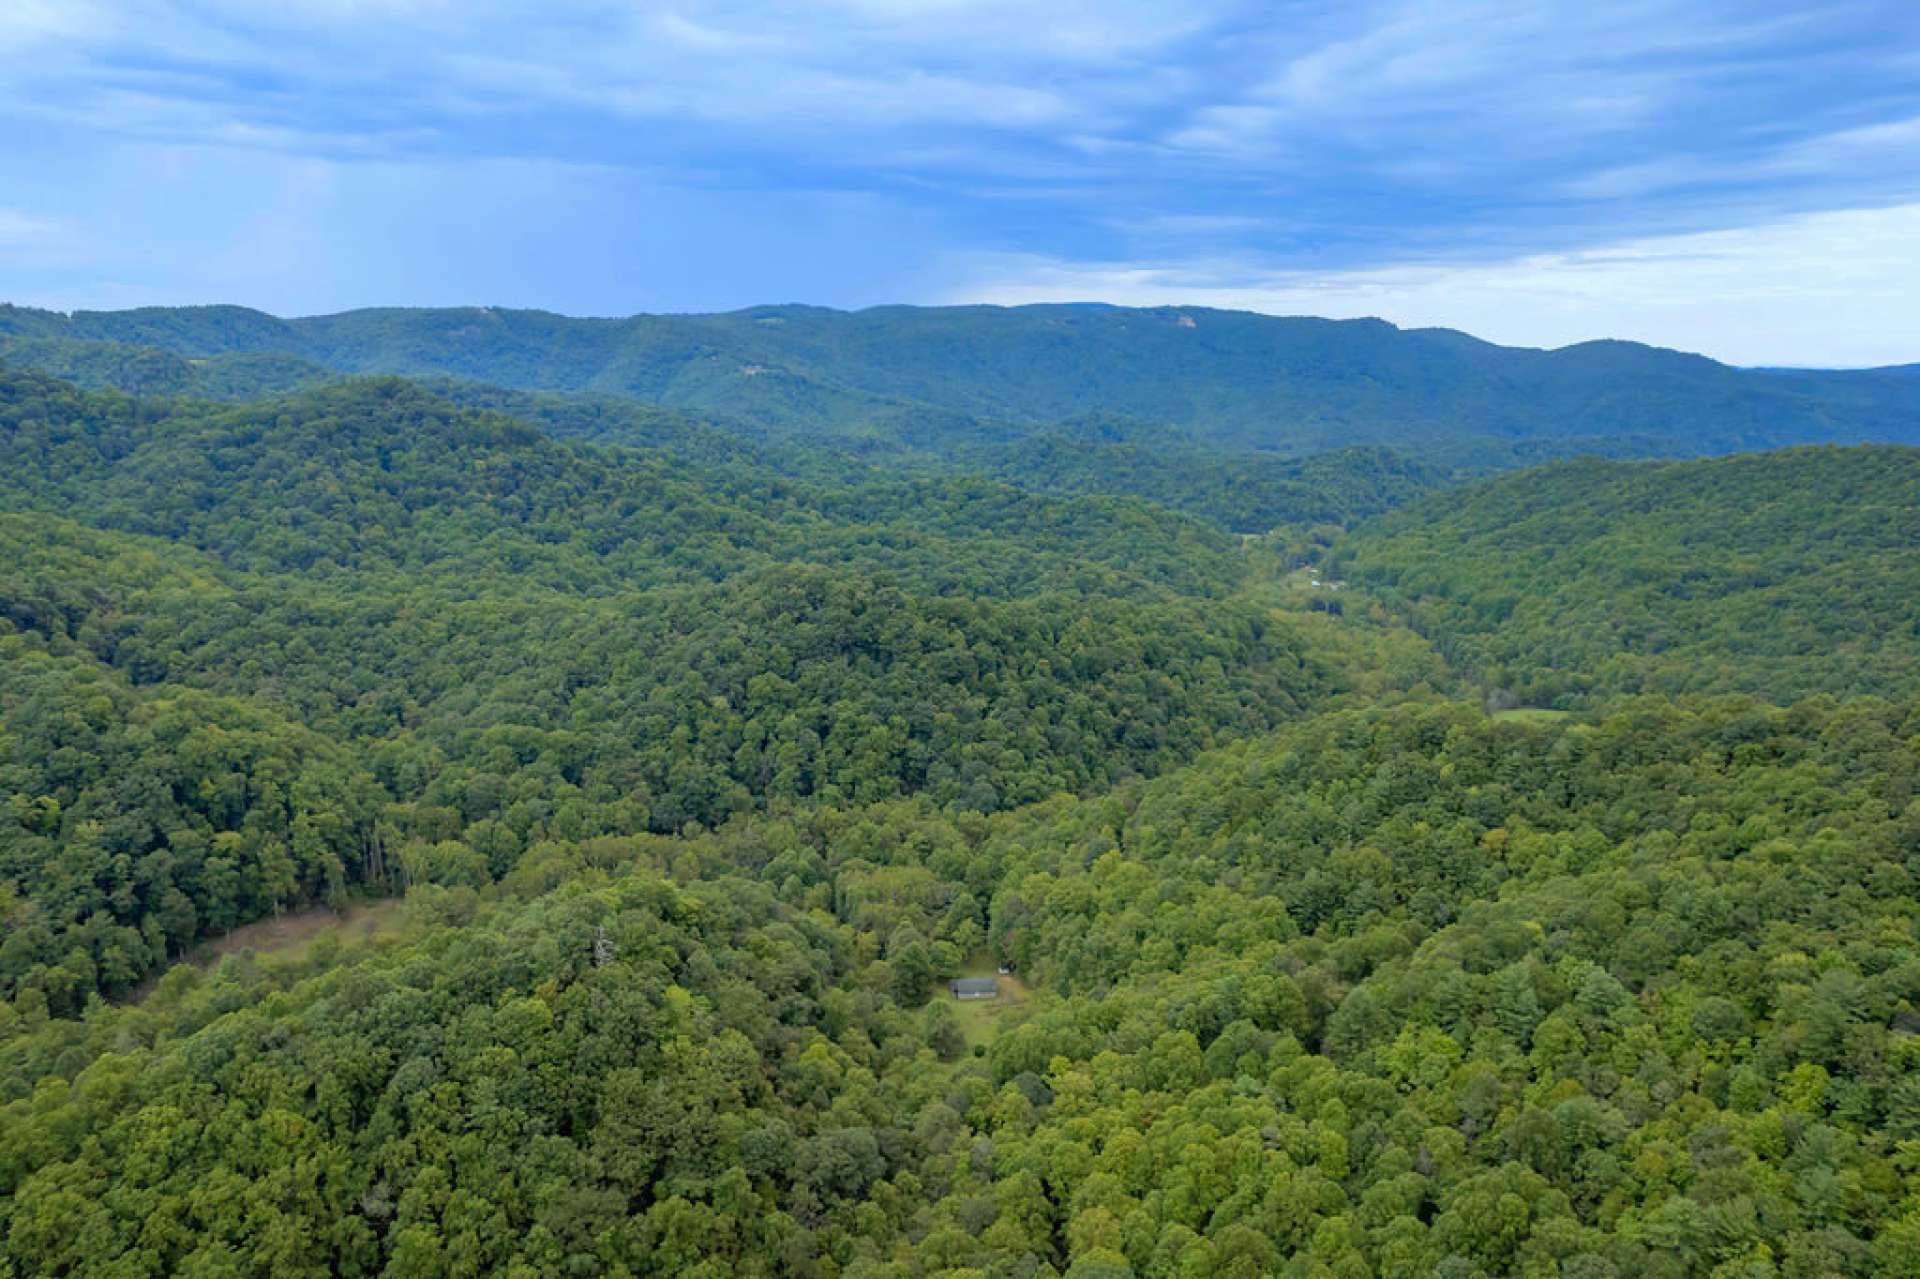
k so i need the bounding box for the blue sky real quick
[4,1,1919,364]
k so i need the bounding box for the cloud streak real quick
[0,0,1917,363]
[955,202,1920,367]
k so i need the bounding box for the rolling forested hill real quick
[5,301,1919,465]
[5,696,1918,1276]
[1,365,1422,1014]
[3,349,1920,1278]
[1336,445,1920,705]
[414,384,1447,534]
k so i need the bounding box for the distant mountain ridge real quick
[4,300,1919,463]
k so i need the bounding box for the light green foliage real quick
[2,358,1919,1276]
[1340,446,1920,704]
[3,698,1918,1276]
[0,368,1357,1005]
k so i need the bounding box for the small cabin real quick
[949,977,999,1001]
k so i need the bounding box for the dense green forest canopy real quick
[417,386,1446,535]
[2,349,1919,1278]
[1336,446,1920,706]
[0,369,1258,593]
[5,300,1919,465]
[0,332,334,402]
[3,367,1438,1013]
[5,698,1919,1276]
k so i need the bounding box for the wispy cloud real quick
[1116,214,1275,235]
[1,0,1918,362]
[0,209,62,243]
[0,207,83,269]
[1162,0,1902,175]
[1563,112,1920,200]
[955,202,1920,367]
[1,0,1208,147]
[0,0,106,50]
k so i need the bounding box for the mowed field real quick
[120,897,407,1003]
[938,954,1036,1049]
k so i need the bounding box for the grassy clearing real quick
[1491,707,1573,724]
[933,953,1036,1050]
[199,897,406,964]
[122,897,407,1004]
[949,997,1003,1050]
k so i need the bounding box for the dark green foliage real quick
[5,698,1919,1276]
[0,636,381,1010]
[0,336,197,398]
[1337,446,1920,705]
[0,369,1347,1004]
[0,335,333,400]
[953,423,1445,531]
[5,355,1920,1277]
[7,300,1919,462]
[0,371,1252,594]
[418,385,1448,533]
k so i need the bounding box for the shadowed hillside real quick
[1336,445,1920,704]
[7,301,1919,464]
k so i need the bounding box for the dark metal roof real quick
[949,977,998,995]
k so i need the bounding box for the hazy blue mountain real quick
[6,301,1917,464]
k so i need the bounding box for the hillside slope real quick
[0,367,1407,1006]
[6,697,1919,1276]
[6,301,1918,462]
[1335,445,1920,704]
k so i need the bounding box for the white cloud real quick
[0,0,108,50]
[0,0,1216,152]
[0,208,61,244]
[1117,214,1274,235]
[0,207,84,259]
[0,206,86,274]
[1165,105,1287,154]
[1562,113,1920,200]
[5,0,1920,332]
[952,202,1920,367]
[1157,0,1850,167]
[806,0,1214,61]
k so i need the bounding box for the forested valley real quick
[3,345,1919,1278]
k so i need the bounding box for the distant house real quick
[949,977,998,1000]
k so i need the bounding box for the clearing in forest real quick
[937,953,1036,1049]
[122,898,406,1003]
[1490,707,1573,725]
